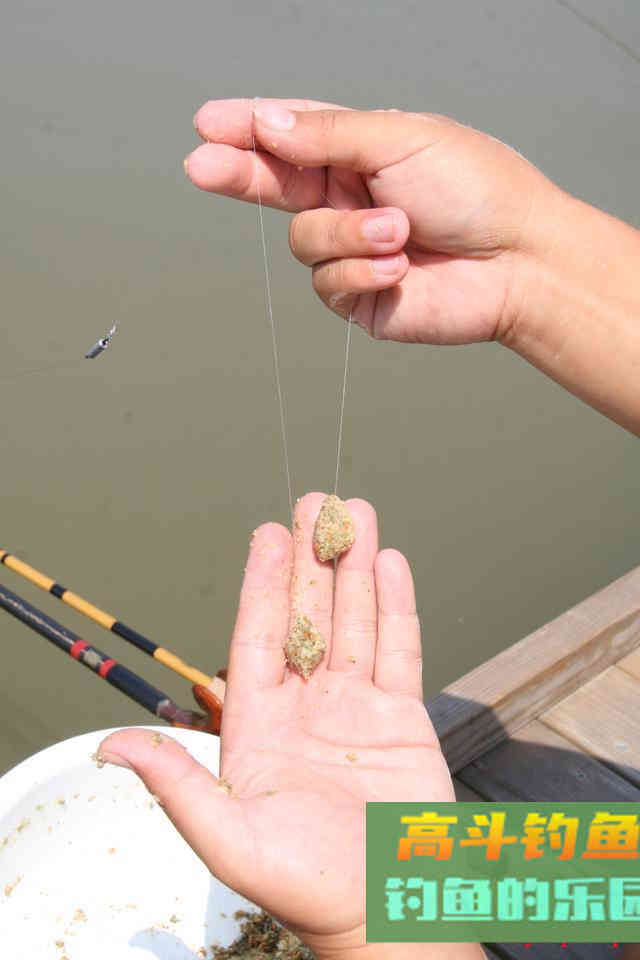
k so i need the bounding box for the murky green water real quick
[1,0,639,773]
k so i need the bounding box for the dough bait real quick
[312,495,355,563]
[284,615,326,679]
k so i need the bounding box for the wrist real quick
[307,939,487,960]
[499,186,640,433]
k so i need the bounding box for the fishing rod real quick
[0,549,212,687]
[0,582,223,733]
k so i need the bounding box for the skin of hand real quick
[99,493,485,960]
[186,98,640,436]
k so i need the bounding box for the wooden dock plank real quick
[542,666,640,788]
[487,944,622,959]
[456,719,640,801]
[453,777,488,802]
[427,565,640,773]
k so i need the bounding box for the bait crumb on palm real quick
[217,778,233,794]
[284,615,326,679]
[312,495,355,562]
[151,733,165,748]
[90,751,106,769]
[211,911,315,960]
[345,753,357,763]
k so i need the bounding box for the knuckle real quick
[289,210,316,265]
[318,110,339,143]
[325,213,340,254]
[278,161,299,207]
[311,263,324,295]
[312,259,345,296]
[288,212,304,259]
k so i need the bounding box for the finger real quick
[226,522,292,702]
[329,499,379,678]
[185,142,326,212]
[312,253,409,310]
[289,207,410,267]
[288,492,334,678]
[193,97,350,148]
[373,549,423,698]
[253,106,453,174]
[98,729,251,894]
[187,98,352,213]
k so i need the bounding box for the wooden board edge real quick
[427,566,640,773]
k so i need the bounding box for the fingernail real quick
[371,255,404,275]
[193,110,201,133]
[254,103,296,131]
[98,750,134,771]
[362,214,396,243]
[183,152,192,177]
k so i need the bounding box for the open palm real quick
[187,98,549,343]
[101,493,454,958]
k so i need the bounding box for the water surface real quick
[1,0,639,772]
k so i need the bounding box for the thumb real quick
[253,103,451,174]
[98,728,250,890]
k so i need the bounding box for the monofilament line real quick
[334,311,353,496]
[252,114,294,523]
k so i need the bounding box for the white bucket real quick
[0,726,258,959]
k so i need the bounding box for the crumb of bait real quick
[211,910,315,960]
[312,495,355,563]
[4,876,22,897]
[151,733,164,747]
[90,751,106,769]
[284,615,326,679]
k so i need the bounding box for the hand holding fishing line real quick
[99,492,484,960]
[186,97,545,344]
[186,97,640,437]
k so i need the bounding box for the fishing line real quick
[251,104,354,513]
[314,193,355,499]
[334,312,352,497]
[252,104,294,524]
[0,360,80,386]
